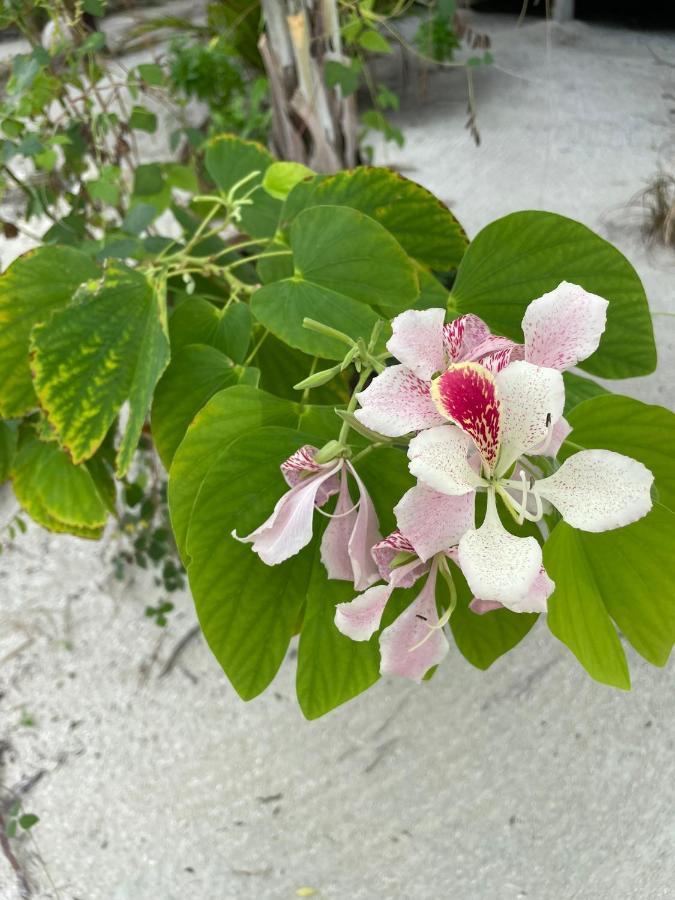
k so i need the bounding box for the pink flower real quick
[408,359,653,611]
[354,281,609,438]
[235,445,381,590]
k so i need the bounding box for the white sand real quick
[1,12,674,900]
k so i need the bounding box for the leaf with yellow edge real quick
[30,265,170,476]
[11,434,109,538]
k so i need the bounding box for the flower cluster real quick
[237,282,654,682]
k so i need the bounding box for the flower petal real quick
[355,365,444,437]
[535,449,654,532]
[458,516,542,609]
[281,444,340,506]
[532,416,572,458]
[431,362,501,470]
[320,469,359,583]
[236,464,341,565]
[468,335,524,373]
[334,583,393,641]
[469,567,553,615]
[347,464,383,590]
[408,425,485,496]
[443,314,491,361]
[395,483,475,561]
[523,281,609,371]
[495,360,565,475]
[387,308,446,380]
[379,563,449,682]
[372,531,427,585]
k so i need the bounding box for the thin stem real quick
[338,367,372,445]
[244,329,269,366]
[226,249,292,270]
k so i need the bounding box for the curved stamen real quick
[316,498,360,519]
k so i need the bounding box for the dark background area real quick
[473,0,675,29]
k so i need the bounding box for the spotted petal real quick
[347,464,382,589]
[431,362,502,470]
[443,314,491,361]
[371,531,427,584]
[523,281,608,371]
[355,365,444,437]
[387,308,445,380]
[379,563,449,682]
[458,515,543,610]
[281,444,340,506]
[470,567,554,615]
[334,583,393,641]
[395,483,475,562]
[534,449,653,532]
[495,361,565,475]
[408,425,485,496]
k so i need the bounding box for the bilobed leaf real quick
[168,385,300,561]
[283,167,468,270]
[544,523,630,689]
[30,265,170,476]
[263,161,313,200]
[452,211,656,379]
[296,530,381,719]
[12,435,109,538]
[204,134,281,238]
[151,344,242,469]
[186,427,316,700]
[168,299,252,362]
[0,247,99,417]
[251,205,418,358]
[448,563,538,670]
[563,371,608,414]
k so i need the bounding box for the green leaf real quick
[563,371,608,414]
[0,247,99,417]
[251,278,381,360]
[283,167,467,270]
[252,334,351,405]
[151,344,241,468]
[133,163,165,197]
[0,420,18,483]
[451,211,656,379]
[168,299,251,362]
[324,59,360,95]
[186,427,315,699]
[358,29,392,54]
[121,202,157,236]
[31,266,170,476]
[12,435,109,538]
[168,385,299,561]
[137,63,165,86]
[83,0,105,14]
[18,813,39,831]
[547,394,675,670]
[544,523,630,689]
[448,563,538,669]
[130,106,157,133]
[296,534,381,719]
[251,204,418,358]
[204,134,281,238]
[263,161,313,200]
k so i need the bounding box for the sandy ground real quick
[1,10,674,900]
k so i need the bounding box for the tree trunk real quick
[259,0,359,172]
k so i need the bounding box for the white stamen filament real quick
[316,498,360,519]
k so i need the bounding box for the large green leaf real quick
[252,333,351,405]
[11,435,109,538]
[169,298,252,363]
[168,385,300,561]
[251,204,418,358]
[544,394,675,678]
[151,344,243,469]
[448,563,538,670]
[31,266,170,476]
[451,211,656,379]
[0,246,99,417]
[204,134,281,238]
[545,523,631,688]
[186,426,315,700]
[283,167,468,270]
[296,533,381,720]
